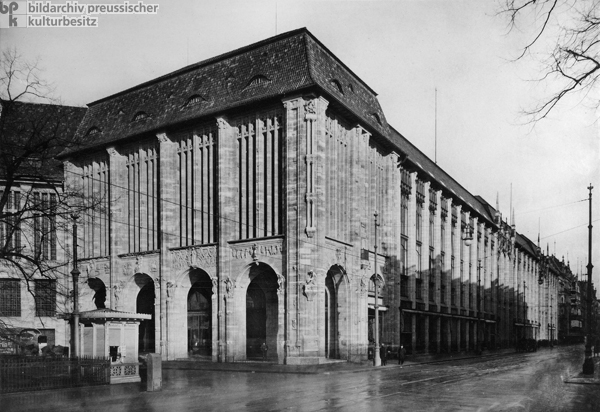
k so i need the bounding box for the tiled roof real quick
[515,232,539,258]
[0,100,86,181]
[67,28,388,155]
[388,126,495,224]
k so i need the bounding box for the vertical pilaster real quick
[282,96,302,360]
[157,133,177,358]
[433,190,442,306]
[407,172,417,307]
[215,116,236,361]
[422,181,431,308]
[105,148,127,309]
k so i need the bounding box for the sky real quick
[2,0,599,285]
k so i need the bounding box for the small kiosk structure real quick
[78,308,151,384]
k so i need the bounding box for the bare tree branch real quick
[499,0,600,122]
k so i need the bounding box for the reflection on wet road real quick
[2,345,599,411]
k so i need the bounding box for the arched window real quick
[245,74,271,88]
[133,111,148,122]
[186,94,206,107]
[371,112,382,125]
[86,127,101,136]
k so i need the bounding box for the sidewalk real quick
[163,347,521,375]
[563,356,600,385]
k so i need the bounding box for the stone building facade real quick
[58,28,564,363]
[0,100,86,354]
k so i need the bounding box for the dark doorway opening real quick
[188,272,212,357]
[137,279,155,353]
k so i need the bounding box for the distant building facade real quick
[59,29,567,363]
[0,100,86,354]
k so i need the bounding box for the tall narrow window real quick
[34,279,56,317]
[82,160,109,258]
[400,237,408,297]
[127,147,158,253]
[32,192,57,260]
[236,112,283,240]
[0,191,20,252]
[400,170,410,298]
[177,127,217,246]
[0,279,21,316]
[325,113,352,242]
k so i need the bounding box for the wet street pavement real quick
[2,345,599,412]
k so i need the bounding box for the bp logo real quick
[0,1,22,27]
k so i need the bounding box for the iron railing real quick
[0,356,110,393]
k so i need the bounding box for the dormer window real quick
[245,74,271,88]
[133,111,148,122]
[185,94,206,107]
[347,83,355,93]
[371,112,382,125]
[330,79,344,95]
[86,127,101,136]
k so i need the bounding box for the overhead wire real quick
[62,167,593,269]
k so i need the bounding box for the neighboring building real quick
[57,28,568,363]
[0,100,86,354]
[557,266,585,344]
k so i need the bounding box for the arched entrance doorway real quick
[135,274,155,353]
[325,265,343,358]
[325,265,348,359]
[187,269,212,357]
[246,264,278,360]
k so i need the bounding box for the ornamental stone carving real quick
[230,242,282,260]
[359,277,367,296]
[277,273,285,295]
[303,271,317,301]
[211,277,218,298]
[216,117,229,130]
[106,146,119,157]
[134,256,142,274]
[170,246,216,270]
[335,248,342,265]
[156,132,170,143]
[224,277,235,299]
[122,262,132,276]
[304,99,316,115]
[113,280,126,309]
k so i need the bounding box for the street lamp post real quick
[373,212,381,367]
[582,185,594,375]
[71,213,80,357]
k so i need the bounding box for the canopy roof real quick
[79,308,151,322]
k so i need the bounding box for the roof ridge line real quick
[88,28,311,107]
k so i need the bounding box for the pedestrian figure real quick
[261,342,268,361]
[398,345,406,368]
[595,339,600,358]
[380,343,387,366]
